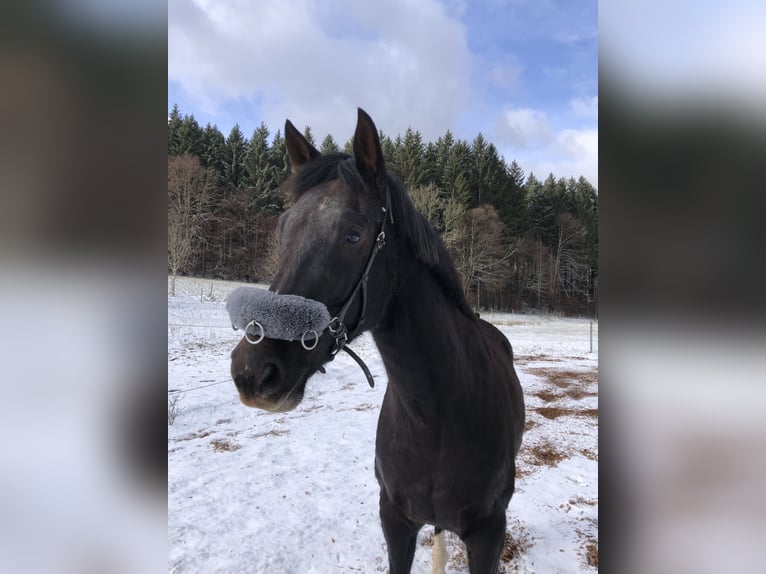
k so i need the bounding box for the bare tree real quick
[409,183,444,230]
[168,155,212,294]
[528,239,554,309]
[453,205,512,309]
[552,213,587,301]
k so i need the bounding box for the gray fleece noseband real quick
[226,287,331,349]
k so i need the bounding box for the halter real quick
[322,191,393,387]
[240,191,392,388]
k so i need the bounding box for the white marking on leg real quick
[431,530,447,574]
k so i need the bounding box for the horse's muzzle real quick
[230,337,303,412]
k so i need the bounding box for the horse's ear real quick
[285,119,321,171]
[353,108,385,186]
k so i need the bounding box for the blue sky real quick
[169,0,598,186]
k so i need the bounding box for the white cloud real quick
[496,107,598,187]
[571,96,598,118]
[168,0,471,142]
[497,108,553,148]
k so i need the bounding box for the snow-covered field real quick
[168,276,598,573]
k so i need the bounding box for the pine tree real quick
[302,126,316,147]
[176,114,204,157]
[168,104,183,156]
[245,123,282,212]
[442,139,471,205]
[469,133,505,208]
[502,160,528,238]
[508,160,525,190]
[320,133,340,154]
[222,124,248,189]
[434,130,456,190]
[199,123,226,180]
[269,129,291,187]
[422,141,439,188]
[379,130,395,165]
[398,127,425,190]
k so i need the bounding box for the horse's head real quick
[230,109,395,412]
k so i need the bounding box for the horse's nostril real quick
[261,363,281,392]
[233,363,282,397]
[234,373,257,395]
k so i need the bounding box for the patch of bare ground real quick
[533,406,598,420]
[564,387,598,400]
[500,525,533,565]
[525,440,569,467]
[210,439,241,452]
[523,419,538,432]
[515,354,564,365]
[250,429,289,439]
[584,541,598,567]
[581,448,598,461]
[533,389,561,403]
[526,367,598,389]
[173,430,213,442]
[300,404,324,414]
[344,403,376,412]
[515,463,533,478]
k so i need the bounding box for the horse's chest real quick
[375,427,498,529]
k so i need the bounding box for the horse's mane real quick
[283,154,475,319]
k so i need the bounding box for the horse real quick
[229,108,525,574]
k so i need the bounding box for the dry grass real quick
[526,441,568,467]
[526,367,598,388]
[344,403,376,412]
[250,429,290,439]
[564,387,598,400]
[515,463,533,478]
[500,526,532,564]
[173,430,213,442]
[533,406,598,420]
[523,419,538,432]
[514,354,565,365]
[581,449,598,461]
[584,541,598,567]
[168,394,183,426]
[533,389,562,403]
[300,404,325,414]
[210,439,241,452]
[533,406,571,419]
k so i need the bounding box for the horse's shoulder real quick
[476,317,513,360]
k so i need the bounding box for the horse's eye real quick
[345,231,362,244]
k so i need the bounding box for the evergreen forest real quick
[168,105,598,315]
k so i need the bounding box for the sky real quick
[168,0,598,187]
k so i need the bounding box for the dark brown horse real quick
[230,109,525,573]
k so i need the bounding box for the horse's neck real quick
[372,259,474,414]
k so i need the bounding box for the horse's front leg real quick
[379,489,422,574]
[461,511,506,574]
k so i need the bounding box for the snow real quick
[169,276,598,573]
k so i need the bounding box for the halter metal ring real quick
[328,317,343,336]
[244,320,265,345]
[301,330,319,351]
